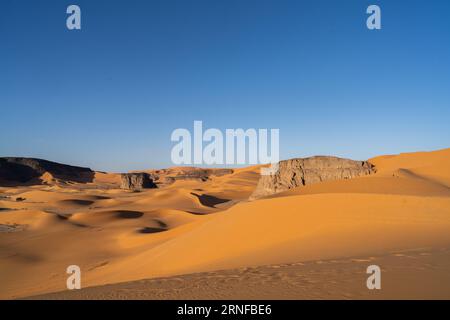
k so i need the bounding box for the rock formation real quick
[120,173,157,190]
[250,156,375,199]
[0,157,94,186]
[149,168,233,185]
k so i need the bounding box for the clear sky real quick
[1,0,449,172]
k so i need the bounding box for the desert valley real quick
[1,148,450,299]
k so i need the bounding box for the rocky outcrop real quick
[0,157,94,186]
[150,168,234,185]
[250,156,375,199]
[170,168,233,182]
[120,173,157,190]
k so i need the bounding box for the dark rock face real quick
[250,156,375,199]
[150,168,234,185]
[0,157,94,186]
[171,168,234,182]
[120,173,157,190]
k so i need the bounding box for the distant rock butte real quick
[0,157,236,188]
[120,173,157,191]
[0,157,94,186]
[149,168,234,185]
[250,156,376,200]
[121,168,235,190]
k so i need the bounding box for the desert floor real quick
[1,149,450,299]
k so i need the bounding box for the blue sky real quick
[1,0,449,172]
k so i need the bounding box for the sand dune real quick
[1,148,449,299]
[31,247,450,300]
[370,148,450,185]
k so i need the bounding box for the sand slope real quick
[32,247,450,300]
